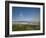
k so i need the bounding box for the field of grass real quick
[12,24,40,31]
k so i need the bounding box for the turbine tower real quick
[19,11,24,27]
[19,11,24,21]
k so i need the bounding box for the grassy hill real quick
[12,24,40,31]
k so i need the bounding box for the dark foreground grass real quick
[12,24,40,31]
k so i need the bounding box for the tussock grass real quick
[12,24,40,31]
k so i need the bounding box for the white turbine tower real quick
[19,11,24,27]
[19,11,24,21]
[20,12,23,17]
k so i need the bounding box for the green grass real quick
[12,24,40,31]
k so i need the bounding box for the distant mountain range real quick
[12,21,40,25]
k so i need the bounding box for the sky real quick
[12,7,40,22]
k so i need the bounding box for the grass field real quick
[12,24,40,31]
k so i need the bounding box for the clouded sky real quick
[12,7,40,22]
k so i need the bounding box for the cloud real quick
[15,18,32,21]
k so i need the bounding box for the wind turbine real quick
[19,11,24,21]
[18,11,24,27]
